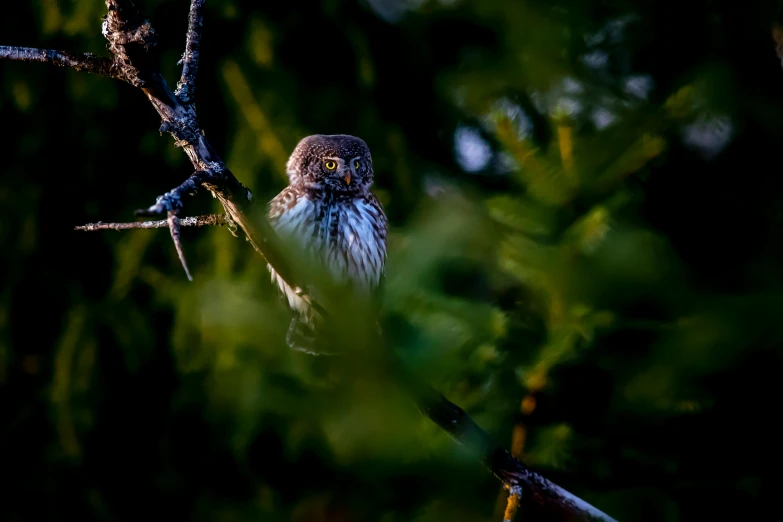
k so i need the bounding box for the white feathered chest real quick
[268,187,387,321]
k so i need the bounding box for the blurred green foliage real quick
[2,1,783,521]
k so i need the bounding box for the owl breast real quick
[268,188,387,320]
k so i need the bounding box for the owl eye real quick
[354,160,360,170]
[324,160,337,170]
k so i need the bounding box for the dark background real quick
[2,1,782,521]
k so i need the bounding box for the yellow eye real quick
[354,161,360,169]
[324,160,337,170]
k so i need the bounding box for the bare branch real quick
[408,375,616,522]
[0,46,125,81]
[74,214,226,231]
[98,0,312,303]
[167,211,193,281]
[175,0,206,103]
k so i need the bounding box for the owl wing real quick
[356,192,388,317]
[266,187,321,318]
[267,185,299,227]
[359,192,387,341]
[368,191,387,294]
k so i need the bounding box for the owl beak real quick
[343,170,352,185]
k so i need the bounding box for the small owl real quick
[267,134,387,354]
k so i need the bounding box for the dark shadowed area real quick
[2,1,782,521]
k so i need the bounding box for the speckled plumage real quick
[268,134,387,353]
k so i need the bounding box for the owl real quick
[267,134,388,354]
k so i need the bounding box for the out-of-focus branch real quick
[504,485,523,522]
[495,392,539,520]
[407,374,615,522]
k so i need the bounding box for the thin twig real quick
[74,214,226,231]
[504,485,523,522]
[176,0,206,103]
[0,46,125,81]
[167,211,192,281]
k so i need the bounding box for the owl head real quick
[286,134,374,193]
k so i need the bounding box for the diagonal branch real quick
[175,0,206,103]
[0,46,126,81]
[407,374,616,522]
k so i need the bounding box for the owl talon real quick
[285,317,338,356]
[285,316,315,351]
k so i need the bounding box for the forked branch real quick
[0,2,616,521]
[97,0,305,295]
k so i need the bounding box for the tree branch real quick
[74,214,226,231]
[0,46,125,81]
[406,373,616,522]
[97,0,307,298]
[2,2,617,520]
[167,211,192,281]
[504,485,523,522]
[175,0,206,103]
